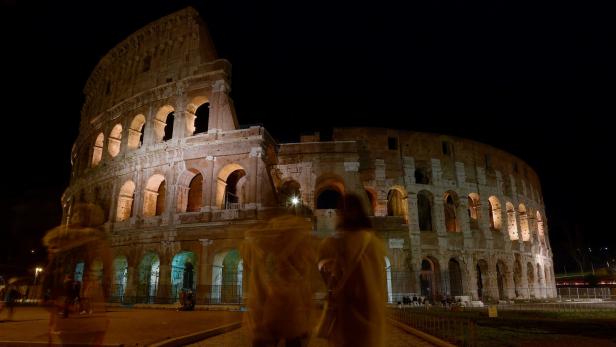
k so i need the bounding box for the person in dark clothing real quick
[3,285,21,321]
[62,275,74,318]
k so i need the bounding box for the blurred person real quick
[317,193,387,347]
[3,284,21,321]
[241,210,318,347]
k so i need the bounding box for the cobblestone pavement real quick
[189,324,436,347]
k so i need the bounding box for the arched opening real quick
[187,173,203,212]
[112,256,128,302]
[444,191,460,232]
[467,193,480,230]
[108,124,122,157]
[506,202,519,240]
[171,251,197,299]
[154,105,174,142]
[420,257,440,300]
[476,259,489,300]
[91,133,104,167]
[116,181,135,222]
[193,102,210,134]
[143,174,166,217]
[385,257,393,303]
[127,114,146,150]
[224,169,246,209]
[211,249,242,304]
[448,258,463,296]
[417,190,433,231]
[496,261,507,300]
[279,180,301,207]
[316,188,342,209]
[387,188,408,223]
[519,204,530,241]
[415,167,430,184]
[488,196,501,231]
[163,112,174,141]
[137,252,160,303]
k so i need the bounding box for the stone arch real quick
[137,252,160,303]
[108,123,122,157]
[417,190,434,232]
[488,196,502,231]
[513,258,522,298]
[387,186,408,223]
[74,261,85,283]
[143,174,166,217]
[444,191,460,232]
[171,251,197,299]
[448,258,463,296]
[176,168,205,213]
[116,180,135,222]
[467,193,480,230]
[211,249,242,303]
[476,259,489,300]
[279,179,301,207]
[420,256,441,300]
[112,256,128,301]
[506,202,519,240]
[91,132,104,167]
[314,174,345,210]
[216,164,247,209]
[127,114,146,150]
[154,105,175,142]
[519,203,530,241]
[189,96,210,135]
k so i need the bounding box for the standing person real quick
[3,284,21,321]
[241,211,318,347]
[62,274,74,318]
[317,193,387,347]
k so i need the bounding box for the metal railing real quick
[388,307,477,347]
[557,287,614,301]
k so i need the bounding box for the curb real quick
[0,342,122,347]
[148,321,242,347]
[388,318,456,347]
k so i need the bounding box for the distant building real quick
[59,7,556,304]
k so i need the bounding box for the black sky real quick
[2,0,615,276]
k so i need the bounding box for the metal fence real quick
[107,284,243,305]
[388,307,477,347]
[557,287,615,301]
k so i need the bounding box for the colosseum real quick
[55,7,556,305]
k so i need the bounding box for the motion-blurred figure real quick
[241,212,318,347]
[317,193,387,347]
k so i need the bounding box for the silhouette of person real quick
[241,211,318,347]
[317,193,387,347]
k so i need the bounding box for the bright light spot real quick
[31,249,35,254]
[291,196,300,206]
[35,267,43,275]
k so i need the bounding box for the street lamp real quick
[34,267,43,285]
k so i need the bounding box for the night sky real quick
[2,0,614,276]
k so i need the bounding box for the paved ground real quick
[0,306,242,346]
[189,324,436,347]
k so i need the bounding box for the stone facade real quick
[62,7,556,304]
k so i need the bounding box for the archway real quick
[488,196,501,231]
[211,249,242,303]
[476,259,489,300]
[216,164,247,209]
[419,257,440,300]
[448,258,463,296]
[127,114,146,150]
[143,174,166,217]
[108,124,122,157]
[506,202,519,240]
[91,133,104,167]
[137,253,160,303]
[444,191,460,232]
[496,261,507,300]
[279,180,301,207]
[316,188,342,209]
[74,261,85,283]
[519,204,530,241]
[187,173,203,212]
[417,190,433,231]
[171,251,197,299]
[467,193,480,230]
[116,180,135,221]
[527,262,535,298]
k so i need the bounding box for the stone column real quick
[157,257,171,303]
[208,80,238,132]
[142,106,156,146]
[519,261,530,299]
[486,259,499,301]
[465,256,479,300]
[197,239,213,302]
